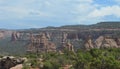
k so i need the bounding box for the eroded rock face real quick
[94,35,118,49]
[62,32,68,43]
[0,32,4,39]
[84,35,119,50]
[45,32,51,40]
[115,38,120,47]
[67,33,79,40]
[95,36,104,48]
[27,33,56,53]
[11,32,17,41]
[84,36,94,50]
[11,32,20,41]
[47,42,56,52]
[62,42,74,52]
[101,36,118,48]
[0,31,13,39]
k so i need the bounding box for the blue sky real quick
[0,0,120,29]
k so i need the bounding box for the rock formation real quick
[0,56,24,69]
[11,32,17,41]
[45,32,51,40]
[10,64,23,69]
[84,35,94,50]
[101,36,118,48]
[62,32,68,43]
[75,33,79,40]
[84,35,120,50]
[115,38,120,47]
[0,32,4,39]
[95,36,104,48]
[27,33,56,53]
[62,42,74,52]
[47,42,56,52]
[0,31,13,39]
[11,32,20,41]
[95,35,118,49]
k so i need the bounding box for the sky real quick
[0,0,120,29]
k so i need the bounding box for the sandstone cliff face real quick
[27,33,56,53]
[62,42,74,52]
[101,37,118,48]
[0,31,13,39]
[95,36,118,48]
[115,38,120,47]
[47,42,56,52]
[45,32,51,40]
[0,32,4,39]
[11,32,20,41]
[95,36,104,48]
[62,32,68,43]
[85,35,119,50]
[84,36,94,50]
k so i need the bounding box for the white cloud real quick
[65,0,93,3]
[0,6,54,20]
[0,0,120,28]
[0,0,110,20]
[115,0,120,2]
[88,5,120,18]
[77,0,93,3]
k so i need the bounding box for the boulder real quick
[0,57,24,69]
[10,64,23,69]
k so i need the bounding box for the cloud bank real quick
[0,0,120,29]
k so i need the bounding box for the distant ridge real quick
[55,21,120,29]
[19,22,120,33]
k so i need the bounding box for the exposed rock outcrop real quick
[45,32,51,40]
[0,32,4,39]
[11,32,20,41]
[95,36,104,48]
[85,35,119,50]
[62,42,74,52]
[84,35,94,50]
[62,32,68,43]
[10,64,23,69]
[95,35,118,48]
[101,36,118,48]
[115,38,120,47]
[0,56,24,69]
[27,33,56,53]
